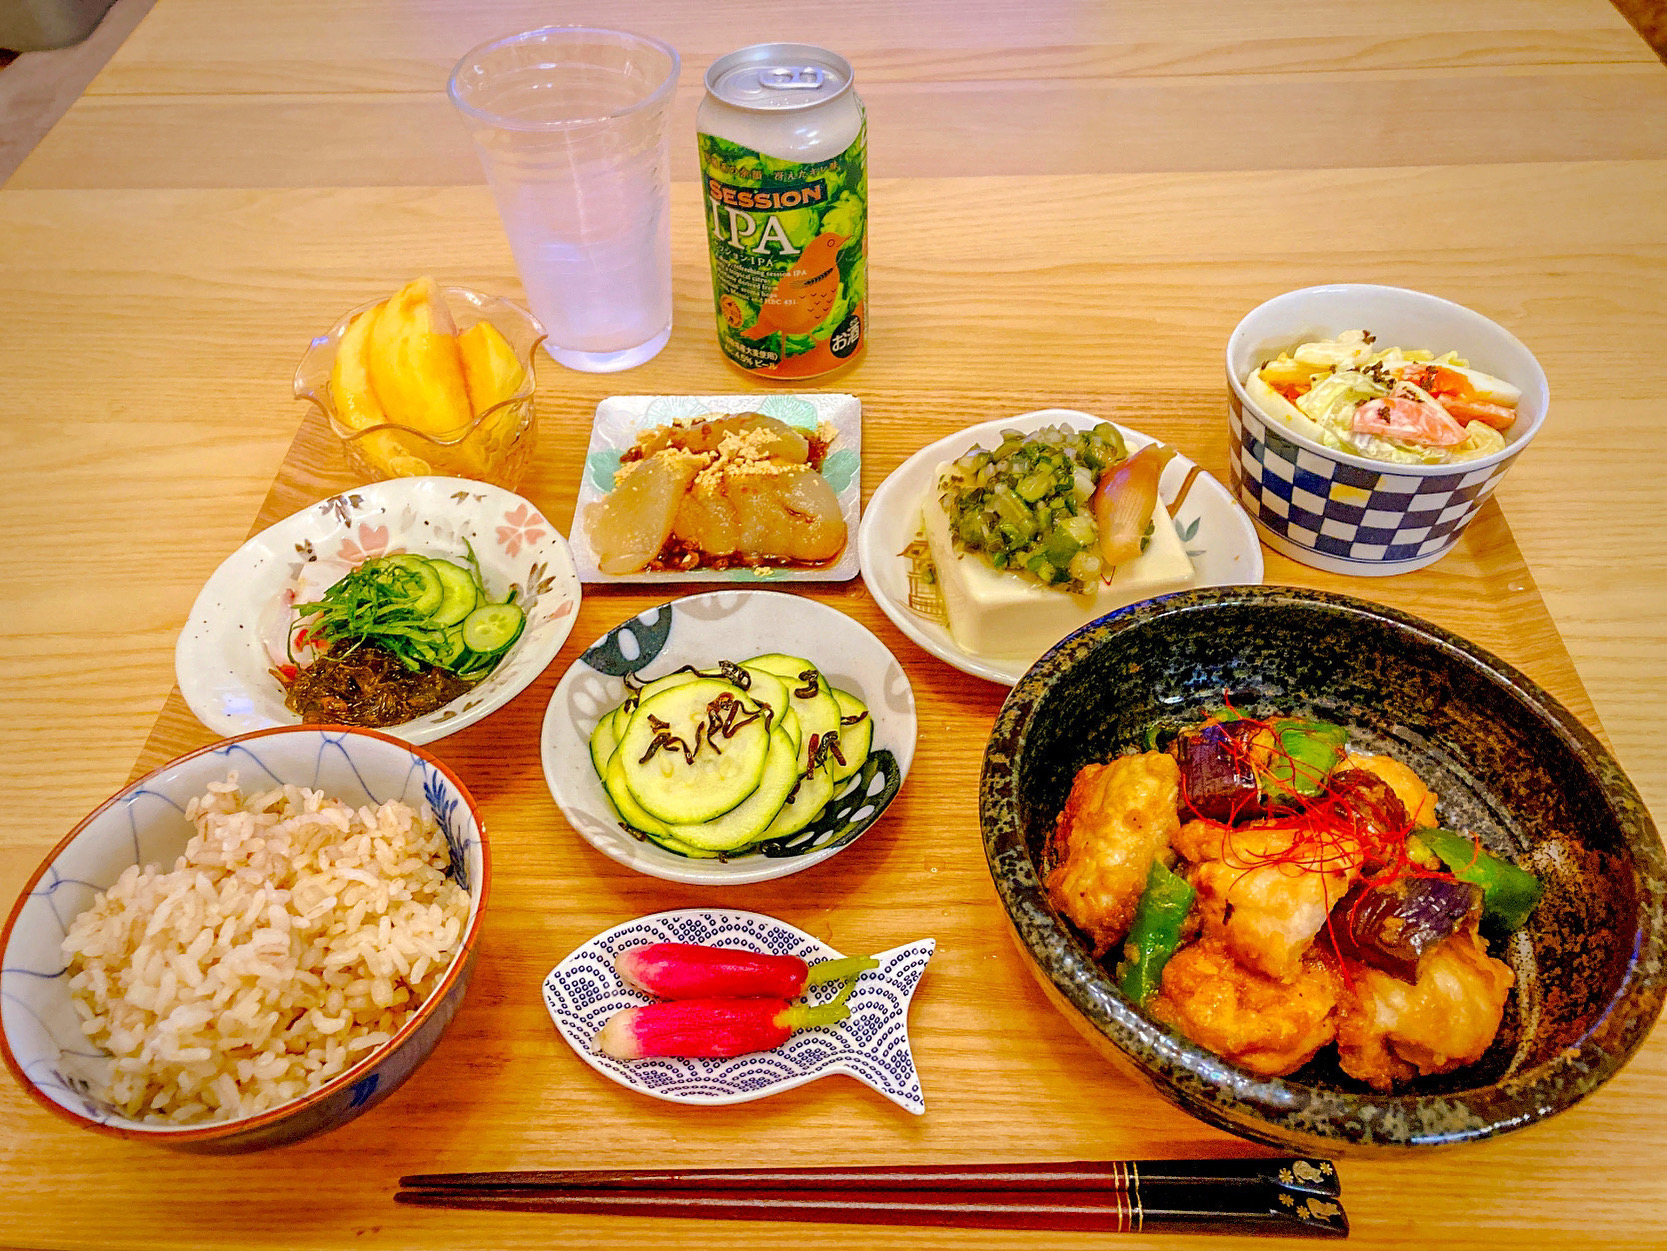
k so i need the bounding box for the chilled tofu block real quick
[922,468,1196,661]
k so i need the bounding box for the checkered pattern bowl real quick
[1226,285,1548,576]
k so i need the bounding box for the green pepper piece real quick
[1261,718,1349,800]
[1117,859,1197,1004]
[1410,829,1542,931]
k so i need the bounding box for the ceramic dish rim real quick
[0,723,492,1142]
[1224,282,1550,477]
[981,584,1665,1149]
[174,475,581,747]
[542,906,932,1110]
[858,408,1263,686]
[541,588,917,886]
[566,391,862,585]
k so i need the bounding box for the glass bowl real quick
[295,286,545,491]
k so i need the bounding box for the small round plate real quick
[542,909,935,1113]
[176,476,581,746]
[857,408,1263,685]
[541,590,917,885]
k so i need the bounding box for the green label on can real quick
[698,121,867,378]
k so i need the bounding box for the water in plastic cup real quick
[449,28,679,373]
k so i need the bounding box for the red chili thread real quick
[1175,697,1467,979]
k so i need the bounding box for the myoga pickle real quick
[697,44,867,380]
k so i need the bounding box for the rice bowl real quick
[1,726,489,1152]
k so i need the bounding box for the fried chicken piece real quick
[1344,753,1438,828]
[1044,752,1181,956]
[1150,937,1342,1077]
[1178,818,1362,982]
[1335,929,1514,1090]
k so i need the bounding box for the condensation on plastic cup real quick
[449,27,680,373]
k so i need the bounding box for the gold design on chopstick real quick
[900,533,948,623]
[1292,1159,1328,1184]
[1130,1160,1143,1232]
[1279,1192,1295,1208]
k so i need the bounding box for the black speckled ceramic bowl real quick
[981,586,1665,1153]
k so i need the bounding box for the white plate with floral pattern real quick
[544,909,934,1113]
[858,409,1264,686]
[177,477,580,745]
[568,392,861,584]
[541,589,916,885]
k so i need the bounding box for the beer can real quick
[697,44,866,379]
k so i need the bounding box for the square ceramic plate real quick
[568,393,861,584]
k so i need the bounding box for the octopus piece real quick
[1043,752,1181,957]
[633,413,810,463]
[1178,818,1363,982]
[1334,928,1515,1090]
[1150,937,1342,1077]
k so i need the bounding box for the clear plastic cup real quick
[449,27,679,373]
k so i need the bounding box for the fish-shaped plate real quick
[543,909,934,1113]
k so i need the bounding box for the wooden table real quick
[3,2,1665,1247]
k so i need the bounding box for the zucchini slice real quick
[666,729,800,852]
[427,559,479,627]
[779,707,802,754]
[603,751,668,836]
[618,679,772,824]
[630,669,702,708]
[762,760,835,838]
[829,688,872,783]
[588,710,621,779]
[735,665,790,735]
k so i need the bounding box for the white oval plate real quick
[177,477,581,745]
[568,392,861,583]
[858,409,1263,685]
[541,590,916,885]
[543,909,934,1113]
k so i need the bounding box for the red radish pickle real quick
[595,985,857,1060]
[615,943,877,1001]
[1093,444,1176,566]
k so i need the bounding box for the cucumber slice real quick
[589,710,621,779]
[387,554,445,618]
[762,760,835,838]
[461,602,524,653]
[604,751,668,836]
[829,689,872,783]
[427,559,479,627]
[619,679,772,824]
[666,729,800,852]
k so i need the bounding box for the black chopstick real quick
[394,1159,1347,1238]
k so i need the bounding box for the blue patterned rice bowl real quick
[0,726,489,1152]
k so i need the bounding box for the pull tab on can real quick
[760,65,825,91]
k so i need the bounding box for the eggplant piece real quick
[1331,875,1482,982]
[1172,722,1260,821]
[1322,768,1411,857]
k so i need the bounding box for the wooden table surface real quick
[3,2,1666,1248]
